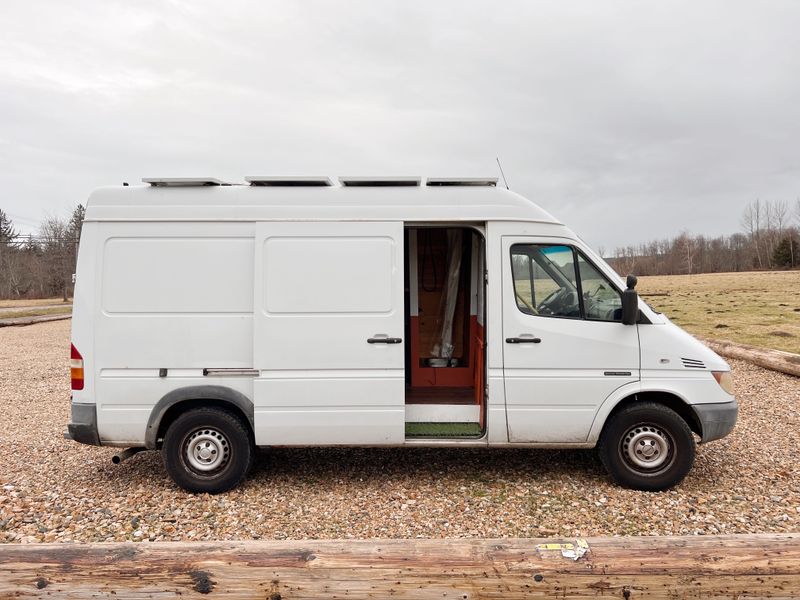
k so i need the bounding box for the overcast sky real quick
[1,1,798,250]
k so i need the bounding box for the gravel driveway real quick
[1,320,798,543]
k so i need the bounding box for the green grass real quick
[638,271,800,353]
[0,298,71,309]
[0,306,73,319]
[405,422,483,438]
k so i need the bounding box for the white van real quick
[66,176,737,493]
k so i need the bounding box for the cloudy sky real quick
[1,1,798,250]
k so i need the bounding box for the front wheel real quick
[162,407,254,494]
[598,402,695,491]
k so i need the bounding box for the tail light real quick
[70,343,84,390]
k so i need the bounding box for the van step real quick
[405,422,482,438]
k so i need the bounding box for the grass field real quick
[0,298,71,309]
[0,306,73,319]
[638,271,800,353]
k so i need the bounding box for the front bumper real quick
[64,402,101,446]
[695,398,738,443]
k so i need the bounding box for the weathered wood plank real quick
[700,336,800,378]
[0,314,71,328]
[1,535,799,599]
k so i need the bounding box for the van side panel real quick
[93,222,255,444]
[252,221,406,446]
[70,221,99,405]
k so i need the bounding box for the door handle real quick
[505,337,541,344]
[367,337,402,344]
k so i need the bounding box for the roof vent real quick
[142,177,229,187]
[681,358,706,369]
[245,176,332,187]
[426,177,498,187]
[339,176,421,187]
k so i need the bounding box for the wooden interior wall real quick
[409,228,478,389]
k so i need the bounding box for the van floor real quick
[404,387,474,405]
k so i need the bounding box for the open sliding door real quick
[253,221,405,445]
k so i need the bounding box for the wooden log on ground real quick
[699,336,800,378]
[0,314,72,328]
[1,534,799,599]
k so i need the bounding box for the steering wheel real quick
[536,288,561,312]
[536,288,563,314]
[539,288,580,317]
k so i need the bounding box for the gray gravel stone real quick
[0,319,798,543]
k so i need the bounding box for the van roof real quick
[85,179,561,224]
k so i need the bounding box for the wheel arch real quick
[145,385,254,450]
[588,386,702,444]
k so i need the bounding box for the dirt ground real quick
[0,319,798,543]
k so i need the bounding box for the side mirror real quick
[621,274,639,325]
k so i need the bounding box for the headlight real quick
[712,371,734,395]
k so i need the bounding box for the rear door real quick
[501,238,640,442]
[253,221,405,445]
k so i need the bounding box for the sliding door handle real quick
[367,337,403,344]
[505,337,541,344]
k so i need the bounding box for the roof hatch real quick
[426,177,498,187]
[142,177,229,187]
[339,176,421,187]
[245,176,332,187]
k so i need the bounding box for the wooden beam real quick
[700,336,800,378]
[1,535,799,599]
[0,314,71,328]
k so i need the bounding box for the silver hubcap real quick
[622,425,670,470]
[185,428,230,473]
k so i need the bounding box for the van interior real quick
[404,226,486,438]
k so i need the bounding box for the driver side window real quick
[510,243,623,322]
[510,244,581,318]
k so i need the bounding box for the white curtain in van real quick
[431,229,462,359]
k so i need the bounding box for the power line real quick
[4,213,41,226]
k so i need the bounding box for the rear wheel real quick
[162,407,253,494]
[598,402,695,491]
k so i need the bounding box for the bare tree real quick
[39,216,73,301]
[614,246,637,275]
[740,200,764,269]
[772,199,788,234]
[673,232,697,274]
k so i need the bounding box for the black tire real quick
[598,402,696,491]
[162,407,254,494]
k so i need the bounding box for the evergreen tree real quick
[772,236,797,268]
[0,209,17,244]
[68,204,85,242]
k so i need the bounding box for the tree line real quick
[609,199,800,276]
[0,205,85,300]
[1,198,798,300]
